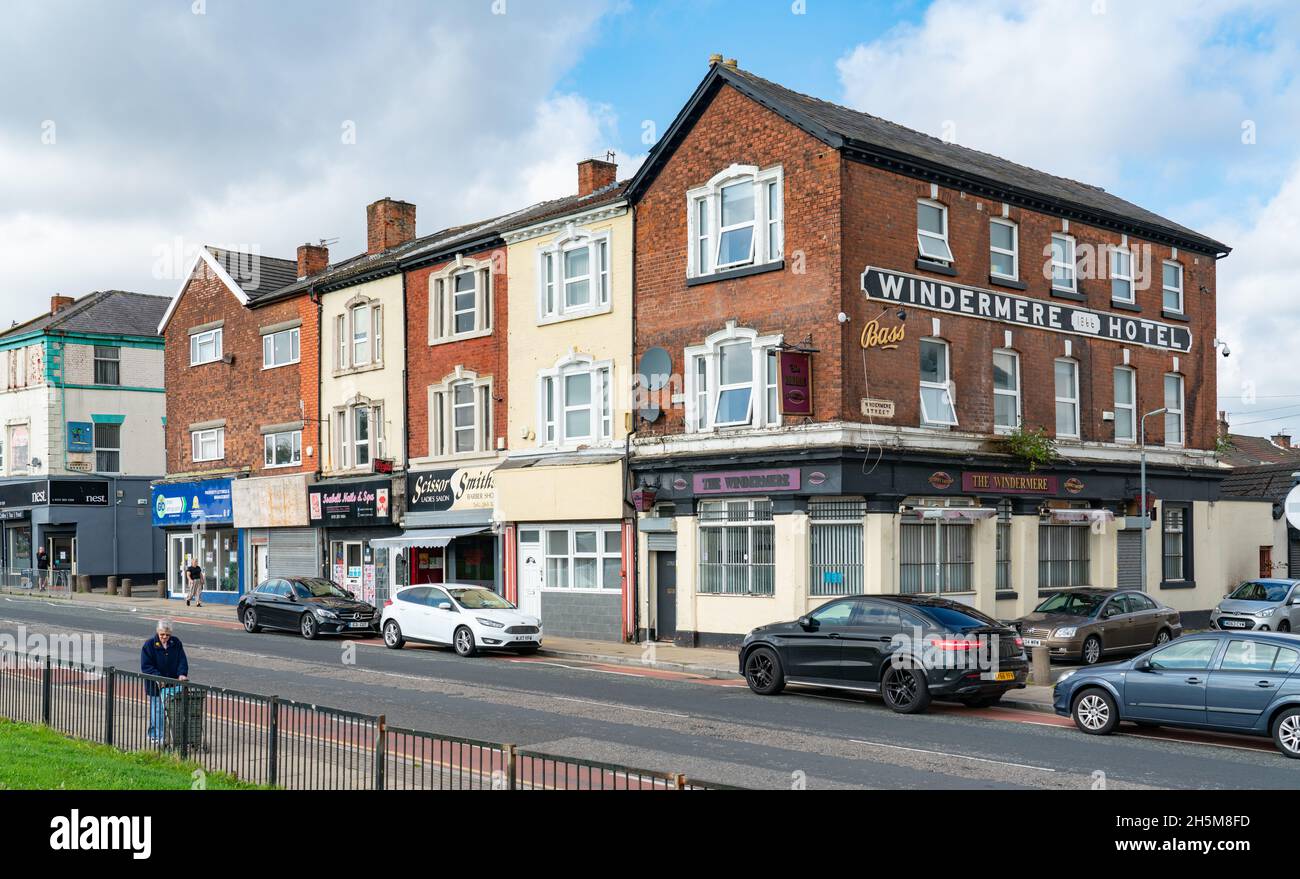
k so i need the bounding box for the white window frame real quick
[263,429,303,469]
[1051,233,1077,293]
[917,199,954,265]
[918,337,958,427]
[1054,358,1080,439]
[698,498,775,596]
[537,227,612,322]
[429,256,494,344]
[992,349,1020,434]
[1164,373,1185,447]
[989,218,1018,280]
[262,327,301,369]
[1162,260,1184,314]
[191,427,224,463]
[1110,246,1135,304]
[537,354,613,449]
[683,323,783,433]
[189,328,222,366]
[685,164,783,279]
[333,400,384,471]
[428,369,494,459]
[1113,366,1136,443]
[541,525,623,592]
[334,299,383,371]
[93,422,122,474]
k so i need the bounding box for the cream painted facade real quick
[319,274,406,474]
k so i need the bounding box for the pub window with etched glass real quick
[899,499,974,594]
[698,499,774,595]
[809,499,867,597]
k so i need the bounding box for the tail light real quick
[1014,636,1024,649]
[930,637,984,651]
[383,600,392,607]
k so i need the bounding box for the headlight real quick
[1054,627,1077,638]
[1056,669,1077,684]
[477,617,505,628]
[1257,608,1276,618]
[314,608,338,619]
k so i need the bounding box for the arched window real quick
[686,164,783,278]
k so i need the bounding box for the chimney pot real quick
[366,198,417,255]
[297,243,330,280]
[708,53,723,66]
[50,295,74,315]
[1273,430,1292,450]
[722,57,738,69]
[577,157,618,197]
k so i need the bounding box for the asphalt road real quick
[3,595,1297,789]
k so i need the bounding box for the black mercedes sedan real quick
[237,577,378,640]
[739,595,1028,713]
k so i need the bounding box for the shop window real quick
[1163,505,1188,582]
[539,229,611,320]
[1164,373,1184,447]
[809,499,866,596]
[992,349,1020,433]
[919,338,957,426]
[1162,261,1184,313]
[93,346,120,385]
[917,199,953,265]
[94,422,121,473]
[198,528,238,592]
[1113,366,1136,443]
[989,218,1018,280]
[1054,358,1079,438]
[542,526,621,590]
[900,500,974,594]
[699,499,774,595]
[1038,519,1090,588]
[1050,233,1076,292]
[453,535,496,583]
[686,164,783,278]
[686,324,782,432]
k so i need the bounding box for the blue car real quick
[1054,631,1300,758]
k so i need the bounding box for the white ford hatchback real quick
[381,584,543,657]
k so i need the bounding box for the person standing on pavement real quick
[140,619,188,745]
[35,546,48,590]
[185,558,203,607]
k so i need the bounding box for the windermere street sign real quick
[861,266,1193,353]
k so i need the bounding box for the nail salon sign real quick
[862,266,1192,352]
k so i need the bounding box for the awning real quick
[1048,509,1115,524]
[908,507,997,521]
[368,526,491,550]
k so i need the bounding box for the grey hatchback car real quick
[1210,579,1300,633]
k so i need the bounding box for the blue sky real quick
[1,0,1298,438]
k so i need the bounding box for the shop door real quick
[169,534,195,597]
[409,545,445,585]
[49,535,76,578]
[654,552,677,641]
[1260,546,1273,579]
[518,530,543,618]
[251,544,269,588]
[343,542,364,595]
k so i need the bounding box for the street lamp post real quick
[1138,407,1168,592]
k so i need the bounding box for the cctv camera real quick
[837,312,849,324]
[896,308,907,321]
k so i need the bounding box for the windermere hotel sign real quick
[862,267,1192,353]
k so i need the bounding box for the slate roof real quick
[628,64,1229,256]
[1,290,170,340]
[1219,462,1300,501]
[1217,433,1300,468]
[204,247,299,302]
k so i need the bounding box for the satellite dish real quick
[638,347,672,422]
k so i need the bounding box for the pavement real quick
[0,584,1059,711]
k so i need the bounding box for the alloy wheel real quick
[746,652,774,689]
[455,628,473,655]
[1076,693,1110,731]
[1083,638,1101,665]
[301,615,316,638]
[884,668,918,708]
[1279,715,1300,755]
[243,610,257,632]
[1155,630,1170,646]
[384,623,399,646]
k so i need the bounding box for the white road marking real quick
[553,695,689,718]
[848,738,1057,772]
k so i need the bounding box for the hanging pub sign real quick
[778,350,813,416]
[861,266,1192,352]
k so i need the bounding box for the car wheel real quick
[1280,620,1292,634]
[453,626,477,657]
[1273,707,1300,758]
[1081,635,1103,665]
[300,613,319,640]
[1072,688,1119,735]
[1153,628,1172,647]
[743,646,785,696]
[241,607,261,634]
[383,620,404,649]
[881,664,931,714]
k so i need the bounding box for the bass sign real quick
[861,266,1192,353]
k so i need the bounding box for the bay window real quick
[919,338,957,426]
[685,324,782,432]
[686,164,783,278]
[538,230,611,320]
[1054,358,1079,438]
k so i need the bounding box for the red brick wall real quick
[634,84,844,437]
[163,267,320,476]
[404,249,509,459]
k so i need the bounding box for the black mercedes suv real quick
[738,594,1027,713]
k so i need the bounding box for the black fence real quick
[0,649,738,790]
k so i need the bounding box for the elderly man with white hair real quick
[140,618,189,745]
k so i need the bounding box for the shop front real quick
[232,472,320,590]
[494,453,633,642]
[150,477,238,603]
[308,476,398,607]
[631,452,1226,647]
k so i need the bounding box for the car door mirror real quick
[798,615,817,630]
[1134,656,1152,671]
[286,591,297,602]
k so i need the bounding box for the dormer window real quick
[686,164,783,278]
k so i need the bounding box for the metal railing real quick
[0,568,72,596]
[0,648,739,790]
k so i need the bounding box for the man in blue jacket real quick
[140,619,189,744]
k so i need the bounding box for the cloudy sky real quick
[1,0,1297,437]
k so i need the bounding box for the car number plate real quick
[1222,620,1247,628]
[347,621,371,629]
[994,670,1015,682]
[1023,638,1043,647]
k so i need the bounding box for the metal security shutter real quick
[1288,528,1300,579]
[1117,530,1142,589]
[268,529,320,579]
[646,532,676,552]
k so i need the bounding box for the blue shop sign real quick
[152,478,234,526]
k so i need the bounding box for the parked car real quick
[738,595,1027,714]
[1055,631,1300,758]
[1210,579,1300,632]
[381,584,542,657]
[1011,588,1181,665]
[238,577,377,639]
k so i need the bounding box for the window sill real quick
[1159,579,1196,590]
[333,362,385,378]
[537,304,613,327]
[261,462,303,471]
[1161,310,1189,322]
[686,260,784,287]
[189,359,223,368]
[429,328,493,347]
[914,259,957,277]
[989,275,1026,291]
[1049,288,1086,302]
[263,360,301,371]
[1111,300,1141,313]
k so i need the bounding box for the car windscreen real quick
[451,588,514,610]
[1228,581,1290,602]
[293,578,352,599]
[1034,592,1103,617]
[917,604,1002,630]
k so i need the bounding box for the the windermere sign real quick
[862,266,1192,353]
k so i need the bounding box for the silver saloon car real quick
[1211,579,1300,633]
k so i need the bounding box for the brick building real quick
[629,60,1239,647]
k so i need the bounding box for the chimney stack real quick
[366,198,417,255]
[578,157,617,197]
[50,295,74,315]
[1217,410,1230,440]
[297,243,330,280]
[1272,430,1292,450]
